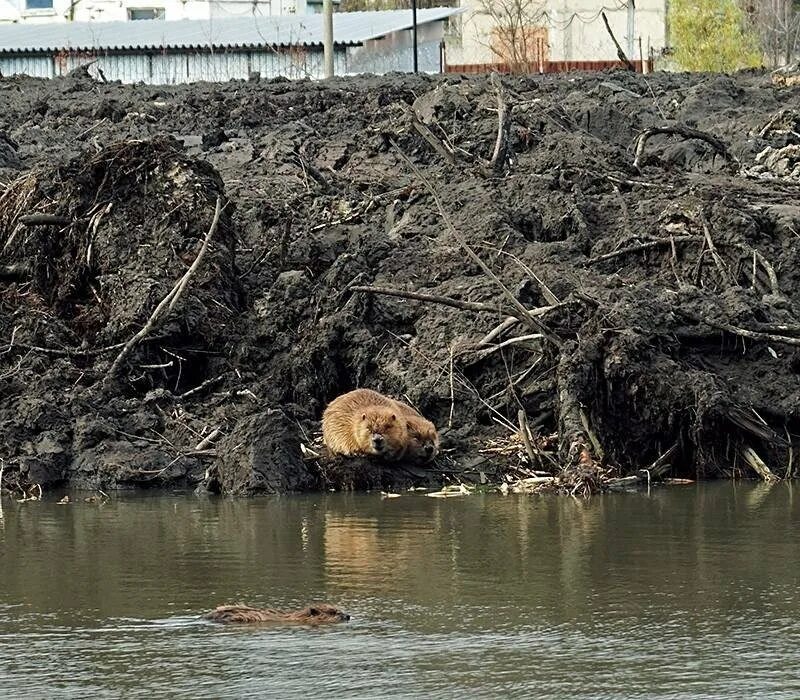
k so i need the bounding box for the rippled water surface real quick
[1,482,800,698]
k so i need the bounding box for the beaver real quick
[396,402,440,462]
[322,388,408,459]
[203,603,350,625]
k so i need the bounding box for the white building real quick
[445,0,667,71]
[0,0,336,24]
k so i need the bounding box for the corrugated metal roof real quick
[0,7,461,53]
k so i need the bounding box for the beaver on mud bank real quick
[322,389,440,462]
[204,603,351,625]
[322,389,409,459]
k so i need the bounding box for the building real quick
[0,8,461,81]
[0,0,340,24]
[444,0,666,73]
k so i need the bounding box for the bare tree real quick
[475,0,548,73]
[742,0,800,66]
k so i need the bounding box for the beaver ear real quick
[390,413,396,422]
[308,607,320,616]
[361,413,366,421]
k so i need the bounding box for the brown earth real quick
[1,67,799,496]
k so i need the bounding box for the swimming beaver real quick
[203,603,350,624]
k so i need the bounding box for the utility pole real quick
[626,0,635,62]
[323,0,334,78]
[411,0,418,73]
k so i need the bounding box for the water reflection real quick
[1,483,800,698]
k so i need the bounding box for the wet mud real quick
[1,68,799,495]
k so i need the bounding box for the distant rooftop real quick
[0,8,462,53]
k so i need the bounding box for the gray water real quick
[1,482,799,699]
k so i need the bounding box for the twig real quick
[752,248,782,297]
[477,303,569,346]
[478,316,520,346]
[488,73,511,175]
[9,335,167,358]
[475,333,544,359]
[106,197,223,380]
[699,214,734,286]
[0,457,4,519]
[390,142,562,346]
[633,125,737,171]
[586,235,698,264]
[601,11,636,71]
[178,374,228,401]
[350,285,505,314]
[448,345,455,430]
[517,410,538,468]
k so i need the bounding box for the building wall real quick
[445,0,666,68]
[345,20,444,74]
[0,30,448,82]
[0,0,324,24]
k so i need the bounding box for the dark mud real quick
[1,68,799,496]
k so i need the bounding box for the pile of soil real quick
[1,68,799,496]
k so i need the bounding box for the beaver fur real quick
[322,388,408,459]
[203,603,350,624]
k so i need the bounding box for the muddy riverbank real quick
[1,68,799,496]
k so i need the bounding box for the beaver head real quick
[405,415,440,461]
[293,603,351,623]
[356,407,405,457]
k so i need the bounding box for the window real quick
[25,0,54,10]
[127,7,165,20]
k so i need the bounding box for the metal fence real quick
[0,46,351,83]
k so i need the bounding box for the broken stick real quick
[601,12,636,72]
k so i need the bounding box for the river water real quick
[1,482,799,699]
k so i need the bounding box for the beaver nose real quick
[343,614,351,621]
[372,434,385,450]
[424,444,434,456]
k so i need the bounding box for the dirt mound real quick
[1,69,799,496]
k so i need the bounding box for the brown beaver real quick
[322,388,408,459]
[203,603,350,624]
[396,402,440,462]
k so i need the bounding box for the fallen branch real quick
[390,142,562,346]
[601,11,636,72]
[633,125,737,171]
[106,197,223,380]
[586,235,698,264]
[681,311,800,348]
[739,445,779,482]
